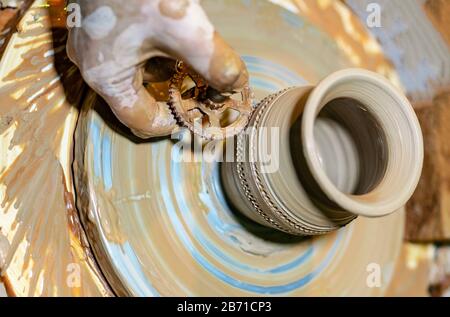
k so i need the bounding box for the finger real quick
[82,60,177,138]
[153,0,249,92]
[66,2,178,139]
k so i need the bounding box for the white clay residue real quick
[82,6,117,40]
[0,233,10,269]
[143,0,215,76]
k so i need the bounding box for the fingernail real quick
[209,33,248,91]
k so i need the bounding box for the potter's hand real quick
[67,0,248,138]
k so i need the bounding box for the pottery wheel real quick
[75,0,404,296]
[0,0,403,296]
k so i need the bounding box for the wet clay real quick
[73,0,406,296]
[159,0,189,20]
[208,32,249,92]
[0,1,111,296]
[67,0,248,139]
[0,0,408,297]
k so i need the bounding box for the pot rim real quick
[301,68,424,217]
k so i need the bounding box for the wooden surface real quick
[403,0,450,244]
[429,246,450,296]
[406,90,450,242]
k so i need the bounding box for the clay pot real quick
[222,69,423,235]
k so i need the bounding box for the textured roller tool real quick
[168,61,254,140]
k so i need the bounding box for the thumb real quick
[154,0,248,92]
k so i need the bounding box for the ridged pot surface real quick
[222,69,423,235]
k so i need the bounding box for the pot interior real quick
[314,97,388,195]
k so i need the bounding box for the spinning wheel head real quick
[168,61,254,140]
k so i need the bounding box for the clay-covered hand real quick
[66,0,248,138]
